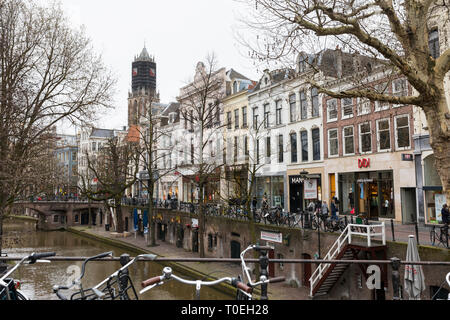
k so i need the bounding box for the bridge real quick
[12,201,105,231]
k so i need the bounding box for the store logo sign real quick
[358,158,371,169]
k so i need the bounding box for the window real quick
[328,129,339,157]
[429,29,440,59]
[190,110,194,131]
[278,134,284,163]
[375,82,390,111]
[392,78,408,108]
[312,128,320,161]
[215,102,220,124]
[357,98,371,116]
[327,98,338,121]
[227,112,232,129]
[234,136,238,162]
[395,115,411,149]
[300,91,308,120]
[234,109,239,129]
[311,88,319,117]
[343,126,355,155]
[244,136,249,156]
[289,94,297,122]
[242,106,247,128]
[275,100,282,125]
[264,104,270,128]
[266,136,271,159]
[359,122,372,154]
[301,131,308,162]
[290,132,298,163]
[377,119,391,151]
[299,55,307,73]
[233,81,238,94]
[253,107,259,128]
[256,138,260,164]
[342,98,354,119]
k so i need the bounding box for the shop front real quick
[288,174,322,213]
[254,175,286,209]
[338,171,394,220]
[422,154,446,224]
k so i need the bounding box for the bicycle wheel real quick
[430,228,436,246]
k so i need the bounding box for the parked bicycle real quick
[0,251,56,300]
[140,267,251,300]
[237,244,285,300]
[88,253,157,300]
[430,224,449,248]
[53,251,114,300]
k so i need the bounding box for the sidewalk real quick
[73,227,311,300]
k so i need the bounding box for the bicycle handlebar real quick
[268,276,285,284]
[0,252,57,282]
[141,276,164,288]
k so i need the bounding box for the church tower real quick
[128,46,160,127]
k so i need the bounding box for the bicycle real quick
[430,224,449,248]
[140,267,251,300]
[88,253,157,300]
[53,251,114,300]
[0,251,56,300]
[237,244,285,300]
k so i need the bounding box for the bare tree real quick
[178,54,227,258]
[0,0,115,254]
[79,134,139,233]
[238,0,450,202]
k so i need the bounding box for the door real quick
[290,183,303,213]
[401,188,417,224]
[192,229,199,252]
[302,253,312,288]
[124,217,129,232]
[230,240,241,260]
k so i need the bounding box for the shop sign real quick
[261,230,282,243]
[358,158,371,169]
[435,194,446,223]
[290,176,303,184]
[191,218,199,228]
[304,179,318,199]
[402,154,414,161]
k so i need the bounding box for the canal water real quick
[2,219,231,300]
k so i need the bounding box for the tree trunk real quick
[115,199,124,233]
[426,99,450,206]
[148,192,157,247]
[199,184,205,258]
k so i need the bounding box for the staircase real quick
[309,222,386,298]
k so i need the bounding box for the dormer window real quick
[299,56,307,73]
[233,81,238,94]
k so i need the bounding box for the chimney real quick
[336,48,343,78]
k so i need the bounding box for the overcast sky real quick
[58,0,261,134]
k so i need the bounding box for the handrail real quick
[309,222,386,296]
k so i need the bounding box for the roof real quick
[126,125,141,143]
[227,68,251,81]
[90,128,114,138]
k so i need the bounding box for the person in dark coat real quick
[442,204,449,225]
[331,199,338,221]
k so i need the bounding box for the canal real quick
[2,219,231,300]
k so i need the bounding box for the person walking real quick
[441,204,449,225]
[331,198,338,221]
[321,201,329,217]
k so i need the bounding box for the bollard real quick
[391,257,401,300]
[259,249,269,300]
[391,219,396,242]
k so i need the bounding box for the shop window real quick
[290,132,298,163]
[276,100,283,125]
[342,97,353,119]
[359,122,372,154]
[289,94,297,122]
[343,126,355,155]
[311,87,319,117]
[300,91,308,120]
[301,131,308,162]
[395,115,410,149]
[312,128,321,161]
[327,98,338,122]
[357,98,371,116]
[328,129,339,157]
[377,119,391,151]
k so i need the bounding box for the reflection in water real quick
[2,220,231,300]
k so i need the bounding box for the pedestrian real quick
[321,201,329,217]
[441,204,449,225]
[331,198,338,221]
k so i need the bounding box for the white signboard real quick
[261,231,282,244]
[304,179,318,200]
[435,193,446,223]
[191,218,199,228]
